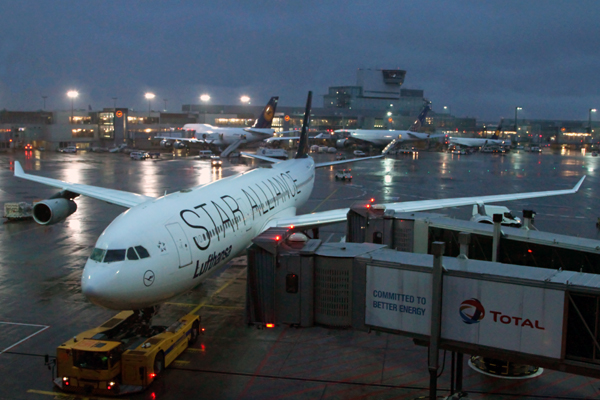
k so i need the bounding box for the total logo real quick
[459,298,546,330]
[459,298,485,324]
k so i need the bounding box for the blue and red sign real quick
[459,298,485,324]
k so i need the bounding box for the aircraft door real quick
[165,223,193,268]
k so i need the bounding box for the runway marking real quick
[27,389,127,400]
[0,322,50,354]
[311,188,339,212]
[189,268,247,315]
[172,360,190,365]
[165,302,243,310]
[186,347,205,353]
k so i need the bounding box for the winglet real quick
[294,91,312,159]
[573,175,586,192]
[14,161,24,177]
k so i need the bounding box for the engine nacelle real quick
[173,141,187,149]
[160,140,172,148]
[32,198,77,225]
[336,139,349,148]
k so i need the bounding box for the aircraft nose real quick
[81,260,124,309]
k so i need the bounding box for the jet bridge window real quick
[104,249,126,263]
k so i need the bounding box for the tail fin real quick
[294,91,312,159]
[408,101,432,132]
[492,118,504,139]
[252,96,279,128]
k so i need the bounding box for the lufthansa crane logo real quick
[263,105,274,122]
[143,270,155,287]
[459,298,485,324]
[115,110,123,118]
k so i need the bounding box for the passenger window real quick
[127,247,139,260]
[90,248,106,262]
[135,246,150,259]
[104,250,126,263]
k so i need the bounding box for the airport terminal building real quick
[0,69,596,151]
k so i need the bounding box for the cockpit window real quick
[104,249,126,263]
[127,247,139,260]
[90,248,106,262]
[135,246,150,259]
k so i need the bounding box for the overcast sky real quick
[0,1,598,121]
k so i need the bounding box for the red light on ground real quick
[266,323,275,328]
[149,373,157,379]
[527,249,533,253]
[201,328,206,332]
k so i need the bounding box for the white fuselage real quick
[336,129,432,146]
[81,158,315,310]
[183,124,274,146]
[449,137,511,148]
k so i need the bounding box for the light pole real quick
[200,94,210,123]
[589,108,597,135]
[443,106,451,115]
[42,95,48,110]
[112,97,118,108]
[67,90,79,123]
[515,106,522,134]
[145,93,155,117]
[163,98,168,112]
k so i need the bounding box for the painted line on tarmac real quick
[27,389,127,400]
[310,188,339,212]
[0,322,50,354]
[165,302,243,310]
[189,268,247,315]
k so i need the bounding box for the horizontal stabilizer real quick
[241,152,281,164]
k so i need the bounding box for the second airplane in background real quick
[335,102,443,147]
[155,96,279,152]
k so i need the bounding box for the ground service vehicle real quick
[471,204,522,227]
[54,311,200,396]
[198,150,213,158]
[335,169,352,181]
[130,152,149,160]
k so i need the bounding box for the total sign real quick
[441,276,564,359]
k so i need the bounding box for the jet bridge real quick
[246,228,600,381]
[345,204,600,274]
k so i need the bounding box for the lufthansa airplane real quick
[155,96,279,149]
[449,119,511,148]
[334,102,444,147]
[14,92,585,312]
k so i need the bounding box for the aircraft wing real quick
[14,161,154,208]
[240,152,282,163]
[270,176,586,229]
[314,155,384,168]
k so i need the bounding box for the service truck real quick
[54,311,200,396]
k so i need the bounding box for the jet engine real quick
[160,140,172,148]
[173,141,188,149]
[336,139,349,148]
[32,198,77,225]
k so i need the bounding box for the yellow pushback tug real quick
[54,310,200,396]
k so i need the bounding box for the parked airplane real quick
[334,102,443,147]
[155,96,279,149]
[449,119,511,148]
[14,92,585,314]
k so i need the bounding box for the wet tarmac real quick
[1,148,599,399]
